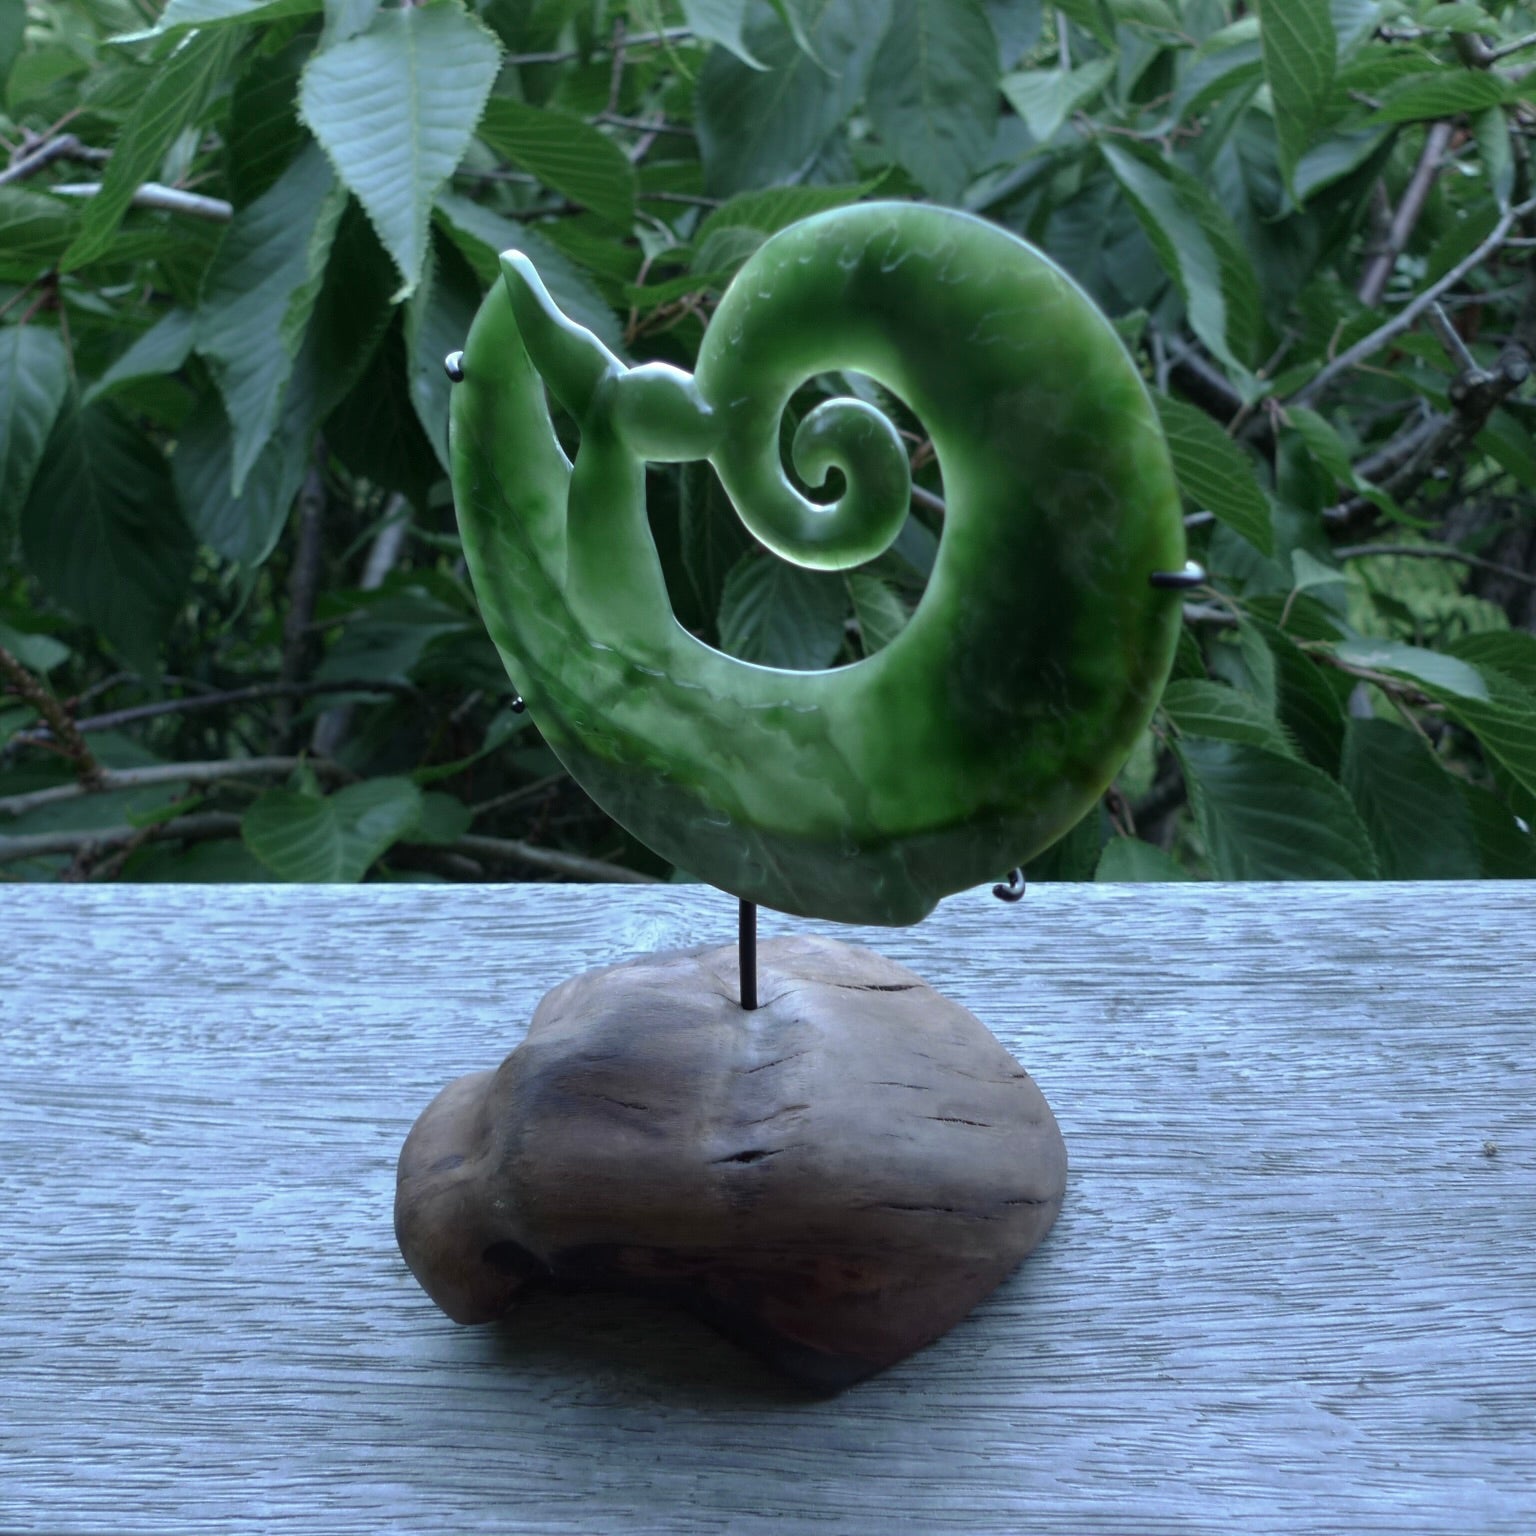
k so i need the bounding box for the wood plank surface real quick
[1,881,1532,1535]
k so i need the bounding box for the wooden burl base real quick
[395,935,1067,1389]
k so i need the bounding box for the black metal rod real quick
[739,899,758,1011]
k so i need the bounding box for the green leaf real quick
[1254,0,1335,197]
[405,237,482,473]
[680,462,755,639]
[1292,128,1392,204]
[323,0,382,46]
[411,790,472,845]
[1251,618,1346,772]
[432,191,624,352]
[1370,70,1508,124]
[0,326,71,553]
[696,0,888,196]
[695,181,876,246]
[1341,717,1480,879]
[1154,395,1274,554]
[1459,781,1536,879]
[0,188,82,281]
[242,778,423,882]
[1447,631,1536,696]
[1171,30,1263,120]
[114,0,321,42]
[0,0,25,93]
[1286,405,1408,522]
[1434,665,1536,806]
[0,621,69,673]
[847,571,909,655]
[1162,678,1294,756]
[1473,105,1513,212]
[682,0,765,68]
[86,309,195,403]
[1331,638,1489,702]
[226,30,313,204]
[1099,139,1261,373]
[299,1,502,298]
[1002,57,1114,143]
[1056,0,1113,47]
[1421,2,1497,30]
[865,0,999,202]
[717,552,849,669]
[62,30,236,271]
[1094,837,1193,881]
[1477,410,1536,491]
[19,404,193,673]
[478,98,636,229]
[196,145,347,495]
[1175,735,1379,879]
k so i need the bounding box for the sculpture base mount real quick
[395,935,1067,1389]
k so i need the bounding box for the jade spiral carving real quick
[449,202,1186,925]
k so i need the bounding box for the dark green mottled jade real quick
[449,202,1184,924]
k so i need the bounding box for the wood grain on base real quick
[1,882,1533,1534]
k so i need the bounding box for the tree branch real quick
[277,452,329,748]
[0,644,105,790]
[0,812,242,867]
[0,133,109,188]
[452,834,661,884]
[1291,193,1536,409]
[0,757,347,820]
[48,181,232,221]
[1357,121,1454,308]
[1333,541,1536,589]
[506,27,691,64]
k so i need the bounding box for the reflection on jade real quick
[448,202,1185,925]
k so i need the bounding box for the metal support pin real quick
[1149,560,1208,590]
[444,350,465,383]
[510,694,526,714]
[739,899,758,1011]
[993,868,1026,902]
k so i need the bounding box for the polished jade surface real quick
[449,202,1185,925]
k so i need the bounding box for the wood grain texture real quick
[1,882,1532,1535]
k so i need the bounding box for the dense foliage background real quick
[3,0,1536,888]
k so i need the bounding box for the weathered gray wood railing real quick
[2,882,1532,1534]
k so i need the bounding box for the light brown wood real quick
[395,935,1066,1386]
[2,882,1534,1534]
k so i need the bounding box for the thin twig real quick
[453,833,660,884]
[1424,300,1478,373]
[1333,541,1536,589]
[1357,122,1454,309]
[507,26,691,65]
[595,114,696,136]
[0,645,105,790]
[49,181,233,221]
[0,757,347,819]
[0,133,109,188]
[1291,193,1536,409]
[0,812,242,866]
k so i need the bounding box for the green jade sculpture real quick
[448,201,1189,925]
[397,204,1197,1387]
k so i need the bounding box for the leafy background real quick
[3,0,1536,890]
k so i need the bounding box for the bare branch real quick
[0,133,109,189]
[1357,122,1454,309]
[1291,193,1536,410]
[0,812,242,866]
[1333,541,1536,590]
[0,645,104,790]
[49,181,232,222]
[507,26,691,64]
[453,833,662,884]
[0,757,347,820]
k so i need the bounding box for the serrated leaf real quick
[1172,31,1263,120]
[1235,619,1278,710]
[696,0,888,197]
[323,0,381,45]
[1474,105,1513,212]
[62,29,236,271]
[299,1,502,298]
[19,404,193,674]
[0,621,68,673]
[86,309,195,404]
[680,462,755,639]
[242,777,423,882]
[1293,128,1391,204]
[226,31,313,204]
[0,187,82,281]
[1341,717,1479,879]
[847,571,909,654]
[1176,735,1379,879]
[1154,394,1273,554]
[1162,679,1294,756]
[695,181,875,245]
[1287,405,1407,521]
[1002,57,1114,142]
[0,326,71,552]
[1459,780,1536,879]
[717,553,849,670]
[1434,664,1536,806]
[1255,0,1335,197]
[1289,548,1348,601]
[478,98,635,229]
[114,0,321,42]
[1094,837,1193,881]
[405,238,482,473]
[1248,618,1346,770]
[1331,638,1489,702]
[1056,0,1113,46]
[1100,139,1260,373]
[682,0,765,67]
[1370,69,1508,124]
[866,0,999,202]
[1448,631,1536,696]
[196,145,347,495]
[432,192,623,352]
